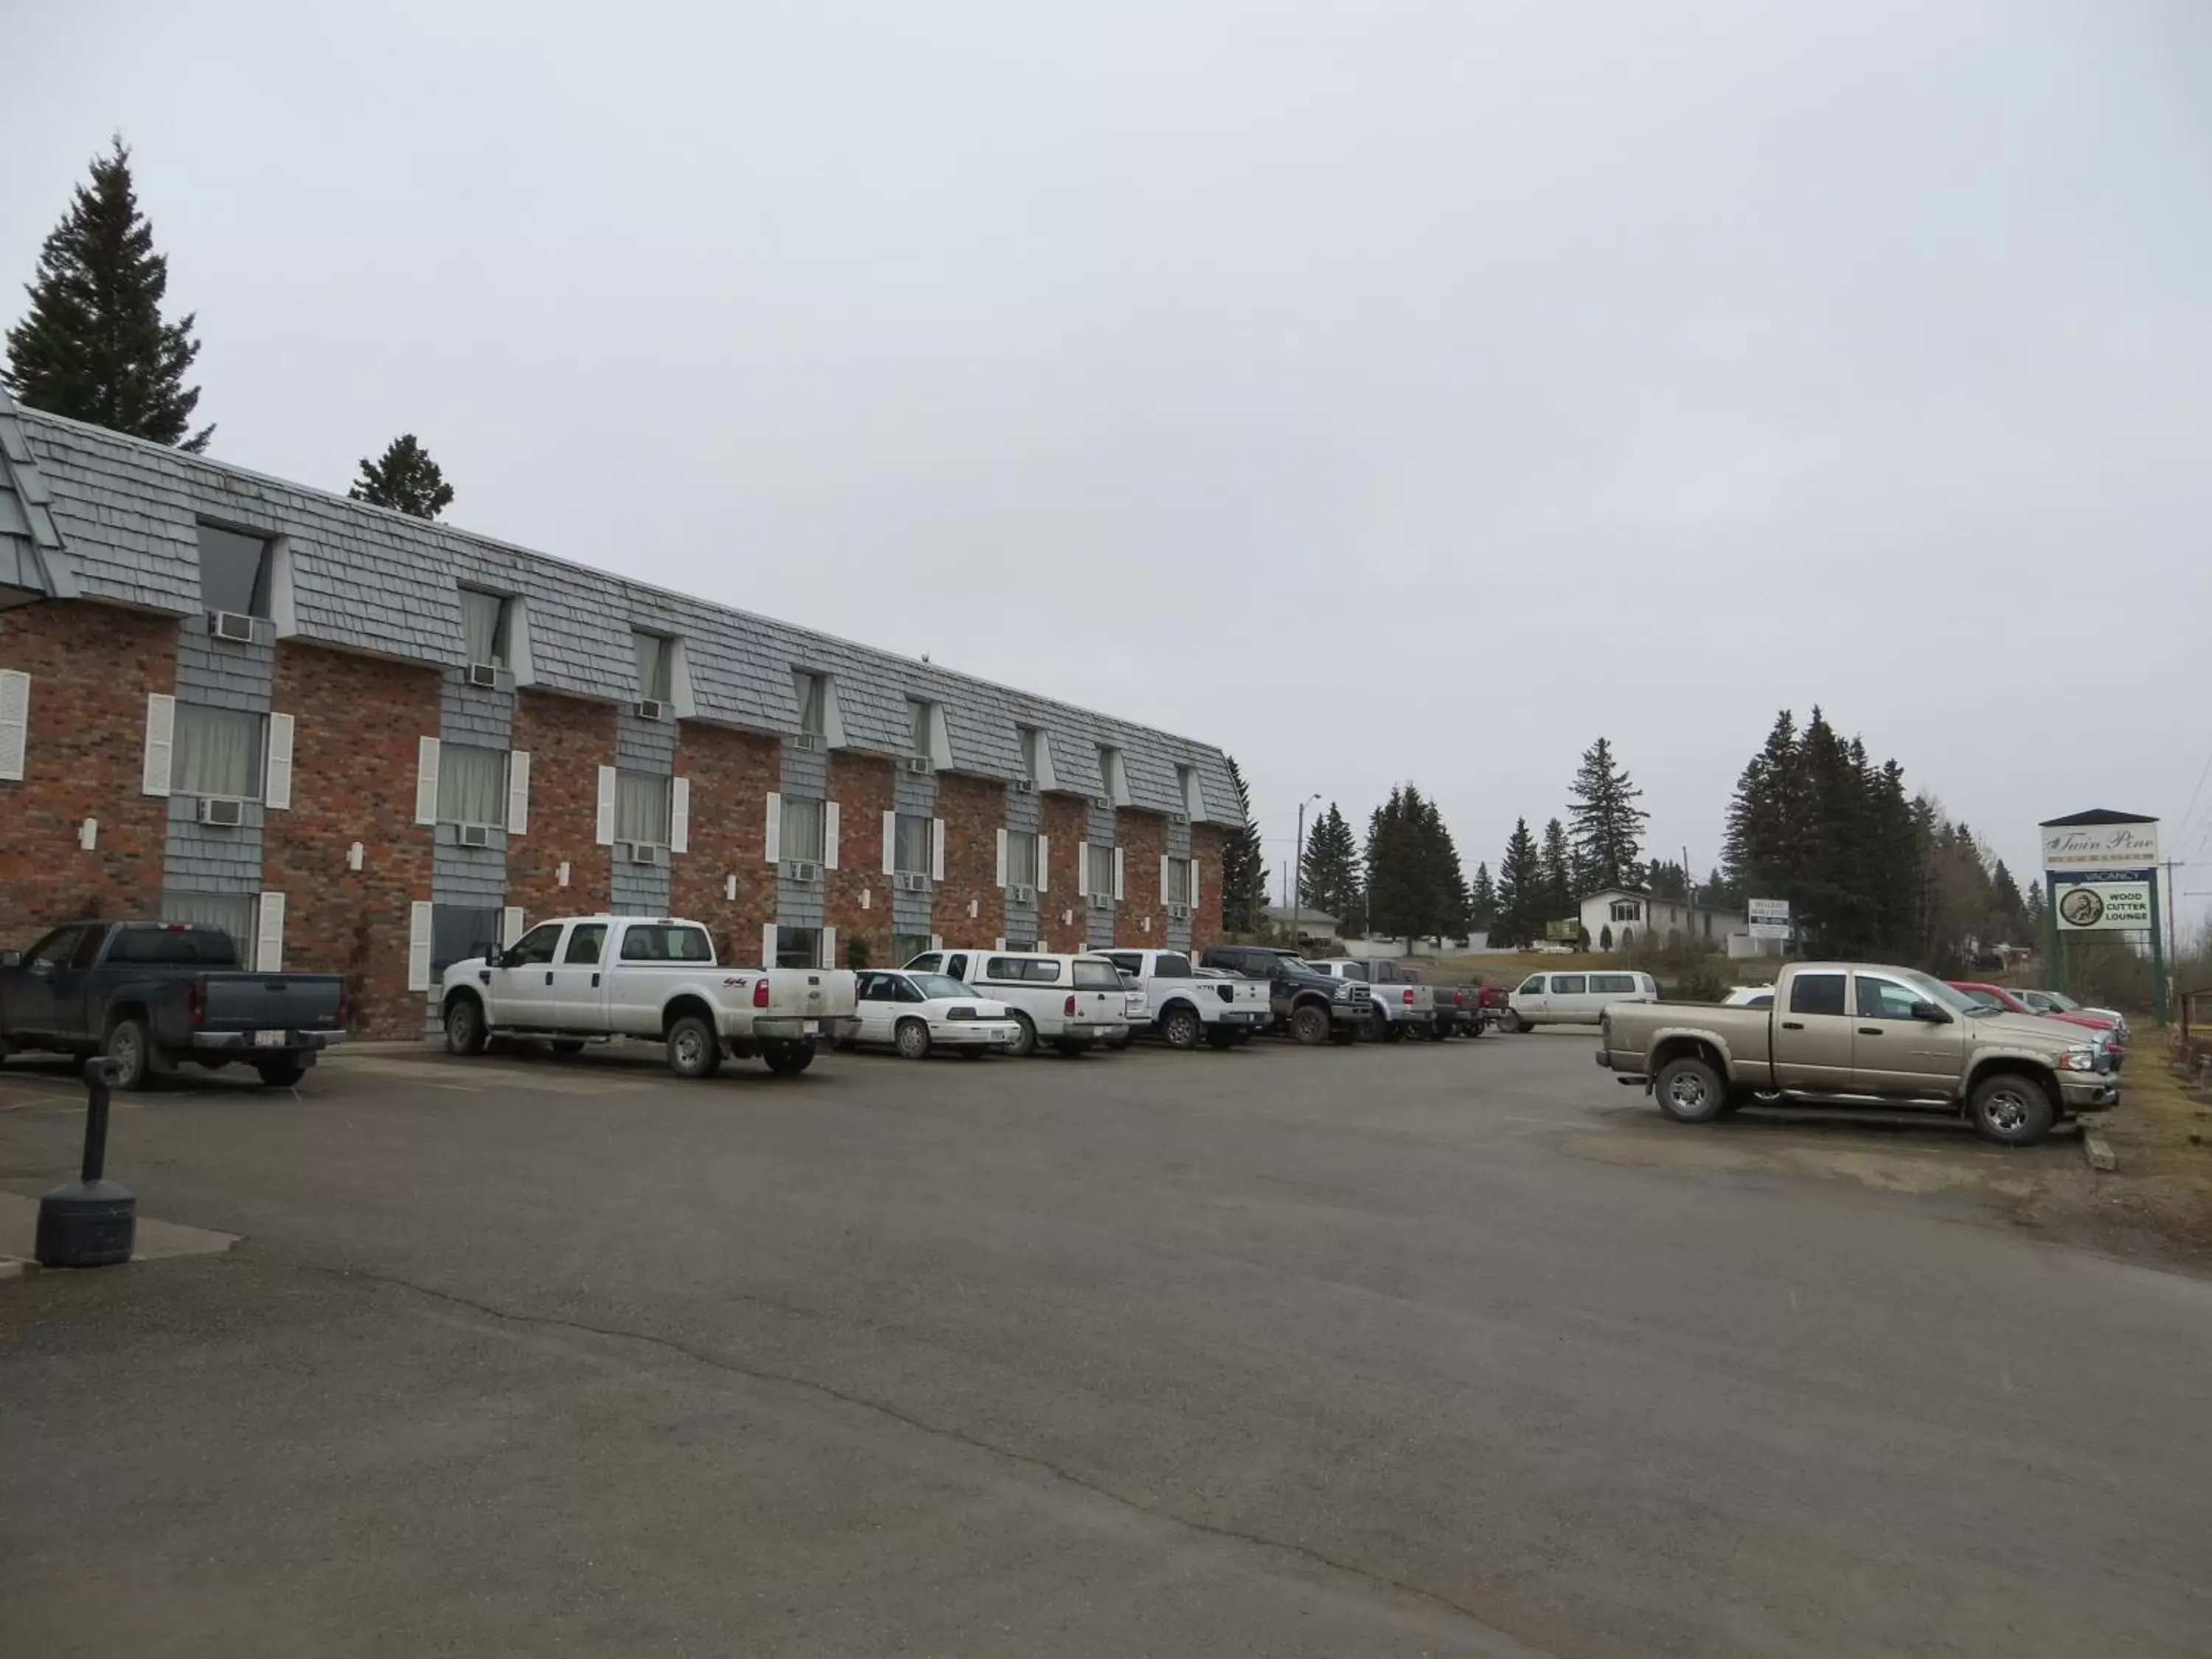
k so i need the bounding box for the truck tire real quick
[1654,1055,1728,1124]
[763,1043,815,1077]
[1382,1019,1408,1044]
[1501,1010,1528,1033]
[1969,1071,2055,1147]
[104,1016,153,1091]
[1290,1004,1331,1046]
[1007,1012,1038,1058]
[254,1059,306,1088]
[894,1018,931,1060]
[444,995,487,1057]
[666,1014,723,1079]
[1363,1007,1390,1043]
[1162,1006,1203,1050]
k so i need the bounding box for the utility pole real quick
[1290,793,1319,951]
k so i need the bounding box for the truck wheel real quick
[1363,1007,1389,1043]
[666,1014,723,1079]
[763,1043,815,1077]
[104,1017,153,1091]
[894,1018,931,1060]
[255,1059,306,1088]
[1654,1056,1728,1124]
[1382,1019,1408,1044]
[1501,1010,1528,1034]
[1290,1004,1330,1046]
[1969,1072,2055,1147]
[444,995,487,1057]
[1006,1012,1038,1058]
[1162,1007,1203,1050]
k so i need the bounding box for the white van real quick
[901,948,1130,1057]
[1503,969,1657,1031]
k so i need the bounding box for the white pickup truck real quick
[1307,959,1438,1042]
[439,914,858,1078]
[1096,948,1273,1049]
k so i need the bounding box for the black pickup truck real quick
[1199,945,1371,1045]
[0,921,348,1088]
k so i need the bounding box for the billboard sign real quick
[2040,820,2158,872]
[2053,880,2153,932]
[1747,897,1791,940]
[1545,919,1580,942]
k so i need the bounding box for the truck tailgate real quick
[760,970,858,1021]
[201,973,347,1031]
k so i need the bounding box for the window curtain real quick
[895,814,931,874]
[616,771,672,844]
[460,591,504,666]
[1088,844,1115,897]
[172,705,262,798]
[439,745,507,826]
[1006,832,1038,886]
[781,796,824,861]
[1167,858,1191,905]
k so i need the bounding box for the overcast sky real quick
[7,1,2210,928]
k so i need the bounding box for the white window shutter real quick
[506,749,531,835]
[995,828,1008,888]
[881,809,897,876]
[1037,835,1049,892]
[765,791,782,863]
[824,801,841,870]
[408,900,434,991]
[594,765,616,844]
[263,712,295,811]
[142,692,175,796]
[1160,855,1169,905]
[761,921,779,968]
[502,906,525,947]
[1190,858,1201,911]
[931,818,946,882]
[820,925,837,970]
[415,737,442,825]
[0,669,28,782]
[255,891,285,973]
[669,776,690,855]
[1113,846,1125,902]
[1077,841,1091,897]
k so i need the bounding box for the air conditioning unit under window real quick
[635,698,665,721]
[459,824,491,849]
[1007,884,1037,903]
[1170,813,1190,826]
[781,859,821,883]
[790,732,821,751]
[466,663,499,689]
[893,872,930,893]
[209,611,256,643]
[1088,891,1116,910]
[195,796,246,827]
[1012,778,1037,795]
[1166,903,1191,921]
[1092,796,1114,812]
[627,841,664,866]
[902,755,933,775]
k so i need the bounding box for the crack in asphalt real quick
[304,1261,1555,1658]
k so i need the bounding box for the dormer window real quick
[1098,744,1130,806]
[198,524,271,619]
[634,631,673,703]
[1178,763,1203,819]
[908,699,931,756]
[460,590,511,669]
[796,672,827,737]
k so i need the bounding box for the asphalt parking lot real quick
[4,1030,2209,1658]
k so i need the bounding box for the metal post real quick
[2148,865,2168,1026]
[34,1057,136,1268]
[80,1061,112,1184]
[1292,799,1307,950]
[2045,872,2061,995]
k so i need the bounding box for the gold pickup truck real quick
[1594,961,2119,1146]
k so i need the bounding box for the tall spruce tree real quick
[5,138,210,450]
[1365,789,1418,939]
[1565,737,1648,891]
[1468,861,1498,931]
[350,434,454,520]
[1300,803,1366,936]
[1218,757,1265,934]
[1416,793,1472,940]
[1540,818,1577,923]
[1495,818,1544,947]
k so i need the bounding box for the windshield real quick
[2042,990,2081,1011]
[1901,971,1986,1015]
[1072,961,1124,991]
[911,973,975,999]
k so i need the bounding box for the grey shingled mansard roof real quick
[0,392,1243,822]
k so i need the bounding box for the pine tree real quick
[1300,804,1365,936]
[2024,882,2045,938]
[1540,818,1577,924]
[1990,860,2026,944]
[1723,709,1804,903]
[1495,818,1544,947]
[1468,861,1498,931]
[349,434,454,520]
[1415,793,1472,940]
[1565,737,1649,891]
[4,138,210,450]
[1218,757,1265,934]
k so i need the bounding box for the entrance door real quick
[1851,973,1966,1097]
[1773,970,1854,1089]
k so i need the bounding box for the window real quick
[909,973,973,999]
[159,891,255,950]
[459,590,511,668]
[616,771,672,846]
[1552,975,1587,995]
[172,704,263,799]
[905,953,942,974]
[774,925,822,970]
[1102,952,1141,974]
[1178,763,1202,818]
[780,795,825,863]
[634,632,672,703]
[198,524,271,616]
[1610,900,1642,922]
[1018,726,1045,781]
[1789,973,1848,1017]
[22,926,89,970]
[1001,939,1040,953]
[1073,959,1123,991]
[1165,857,1192,905]
[894,813,933,875]
[506,923,563,966]
[108,925,238,967]
[986,956,1060,983]
[908,699,932,757]
[1335,961,1371,982]
[1154,953,1192,978]
[894,977,928,1004]
[795,672,827,736]
[1097,744,1127,802]
[1590,973,1637,994]
[1087,844,1116,898]
[1857,976,1927,1020]
[619,924,714,962]
[891,933,933,967]
[1006,830,1039,887]
[438,744,507,827]
[563,924,607,964]
[431,905,502,978]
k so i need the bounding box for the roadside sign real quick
[2053,880,2152,931]
[1544,919,1579,942]
[1747,897,1790,940]
[2039,817,2158,872]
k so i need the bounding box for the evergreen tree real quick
[1540,818,1577,923]
[1565,736,1649,891]
[1495,818,1544,947]
[1300,804,1366,936]
[1415,793,1472,939]
[1468,861,1498,931]
[349,434,454,520]
[2024,882,2045,937]
[1365,788,1419,939]
[1723,709,1805,902]
[1218,757,1265,934]
[5,138,210,450]
[1989,860,2027,944]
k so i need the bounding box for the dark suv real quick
[1200,945,1369,1046]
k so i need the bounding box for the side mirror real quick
[1910,1000,1949,1023]
[495,947,519,970]
[0,950,19,968]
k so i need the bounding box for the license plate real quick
[803,1020,819,1034]
[254,1029,287,1048]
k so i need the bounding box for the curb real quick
[2081,1130,2118,1173]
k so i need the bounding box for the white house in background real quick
[1578,888,1747,953]
[1265,904,1341,945]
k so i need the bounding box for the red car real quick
[1947,981,2127,1067]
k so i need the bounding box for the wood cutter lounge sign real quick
[2054,881,2153,931]
[2039,809,2159,933]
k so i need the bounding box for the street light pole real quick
[1292,792,1321,949]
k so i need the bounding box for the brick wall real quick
[1113,810,1168,947]
[1189,823,1228,956]
[264,641,440,1037]
[669,721,779,966]
[824,751,895,969]
[507,689,616,925]
[0,600,176,942]
[932,771,1004,950]
[1037,792,1091,953]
